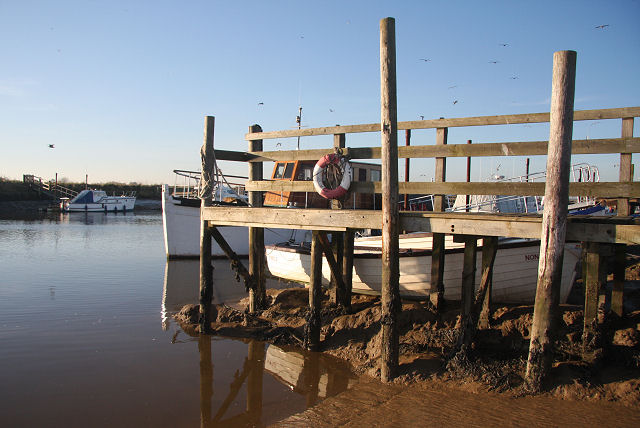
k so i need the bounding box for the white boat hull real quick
[162,184,302,258]
[266,238,581,304]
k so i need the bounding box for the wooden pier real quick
[199,18,639,390]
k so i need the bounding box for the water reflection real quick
[198,337,355,427]
[163,259,354,426]
[162,259,301,329]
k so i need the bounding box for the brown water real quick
[0,212,354,427]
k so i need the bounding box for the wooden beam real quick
[618,118,634,216]
[200,116,215,332]
[245,107,640,140]
[612,244,625,317]
[379,16,400,383]
[430,127,448,308]
[316,231,346,294]
[210,226,253,288]
[461,236,478,318]
[202,206,640,244]
[342,229,355,311]
[247,179,640,199]
[479,236,499,329]
[247,137,640,162]
[304,230,323,351]
[582,241,604,359]
[248,124,266,313]
[526,50,576,392]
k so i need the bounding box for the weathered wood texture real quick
[526,50,576,392]
[304,230,323,351]
[237,137,640,163]
[244,107,640,140]
[248,124,266,313]
[199,116,215,331]
[479,237,499,329]
[379,16,400,383]
[461,236,478,318]
[331,133,348,307]
[342,229,355,311]
[247,179,640,198]
[202,206,640,244]
[430,127,448,308]
[612,244,626,317]
[618,118,634,216]
[210,226,252,288]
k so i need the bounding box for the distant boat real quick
[60,189,136,212]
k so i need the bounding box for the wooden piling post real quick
[525,50,576,392]
[430,126,448,309]
[331,133,348,308]
[246,340,265,424]
[305,230,323,351]
[582,242,605,360]
[199,116,215,331]
[479,236,499,329]
[342,228,355,312]
[198,334,213,427]
[248,124,266,313]
[379,16,400,383]
[612,117,633,316]
[461,236,478,318]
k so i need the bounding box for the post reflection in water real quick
[163,259,355,426]
[197,337,355,427]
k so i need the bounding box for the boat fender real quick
[312,154,351,199]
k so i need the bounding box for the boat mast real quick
[296,106,302,150]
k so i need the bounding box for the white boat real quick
[162,170,300,259]
[265,234,582,304]
[60,189,136,212]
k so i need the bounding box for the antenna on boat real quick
[296,106,302,150]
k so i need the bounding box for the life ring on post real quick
[312,154,351,199]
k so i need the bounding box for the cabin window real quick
[297,165,313,181]
[273,163,286,179]
[283,163,295,179]
[370,170,381,181]
[358,168,367,182]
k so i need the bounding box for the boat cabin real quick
[263,160,382,209]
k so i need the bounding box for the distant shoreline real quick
[0,199,161,213]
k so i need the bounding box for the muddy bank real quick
[175,262,640,408]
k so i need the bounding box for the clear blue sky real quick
[1,0,638,185]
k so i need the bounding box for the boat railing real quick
[172,168,248,202]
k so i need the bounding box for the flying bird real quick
[595,24,609,29]
[419,58,431,62]
[257,102,264,106]
[329,108,334,112]
[510,76,519,80]
[453,100,458,105]
[489,60,499,64]
[419,115,424,120]
[499,43,509,47]
[447,85,458,89]
[48,144,55,148]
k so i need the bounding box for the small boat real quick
[60,189,136,212]
[162,170,299,258]
[265,234,582,304]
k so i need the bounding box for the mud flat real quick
[175,253,640,424]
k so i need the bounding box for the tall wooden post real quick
[305,230,323,351]
[331,133,348,308]
[248,124,266,313]
[379,17,400,382]
[199,116,215,331]
[466,139,472,210]
[525,50,576,391]
[430,126,448,308]
[612,117,633,316]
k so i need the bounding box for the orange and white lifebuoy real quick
[312,154,351,199]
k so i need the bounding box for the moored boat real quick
[60,189,136,212]
[265,234,581,304]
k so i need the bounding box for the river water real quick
[0,211,353,427]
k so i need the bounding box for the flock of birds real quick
[254,24,611,127]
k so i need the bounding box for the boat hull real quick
[162,184,302,258]
[64,197,136,212]
[265,239,581,304]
